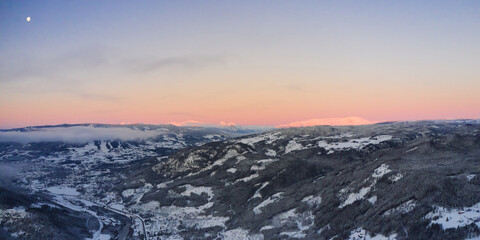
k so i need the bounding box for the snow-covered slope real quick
[2,120,480,240]
[121,120,480,239]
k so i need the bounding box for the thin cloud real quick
[277,117,374,128]
[1,45,227,84]
[125,55,226,74]
[0,44,113,83]
[77,93,122,102]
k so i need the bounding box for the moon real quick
[26,16,31,22]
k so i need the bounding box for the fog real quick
[0,162,25,188]
[0,126,163,144]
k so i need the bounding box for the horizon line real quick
[2,117,480,131]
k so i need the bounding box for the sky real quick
[1,1,480,129]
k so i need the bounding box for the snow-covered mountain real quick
[0,123,267,240]
[2,121,480,239]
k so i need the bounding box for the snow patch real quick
[251,159,278,171]
[467,174,477,181]
[372,164,392,179]
[235,173,260,183]
[179,184,214,201]
[285,140,306,154]
[47,186,80,196]
[425,202,480,230]
[383,200,416,216]
[254,192,284,214]
[339,186,371,208]
[339,164,392,208]
[265,149,277,157]
[122,189,135,198]
[406,147,418,153]
[348,228,397,240]
[274,209,315,239]
[388,173,403,182]
[220,228,263,240]
[237,132,284,146]
[250,182,269,201]
[318,135,392,154]
[302,195,322,206]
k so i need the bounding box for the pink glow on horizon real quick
[219,121,237,127]
[168,120,204,127]
[277,117,374,128]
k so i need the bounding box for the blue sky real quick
[1,1,480,128]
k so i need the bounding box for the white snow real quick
[302,195,322,206]
[52,195,104,240]
[368,196,377,205]
[99,141,109,153]
[251,159,278,171]
[235,173,260,183]
[204,134,222,140]
[372,164,392,179]
[260,225,275,231]
[122,189,135,198]
[121,183,153,204]
[388,173,403,182]
[98,234,111,240]
[235,155,247,163]
[318,135,392,153]
[348,228,397,240]
[138,201,160,211]
[141,201,229,235]
[212,149,239,167]
[339,187,371,208]
[274,209,315,239]
[425,202,480,230]
[265,149,277,157]
[109,203,125,211]
[250,182,269,200]
[467,174,477,181]
[405,147,418,153]
[156,180,173,189]
[253,192,284,214]
[47,186,80,196]
[186,149,241,176]
[237,132,284,146]
[220,228,263,240]
[285,140,306,154]
[258,159,278,164]
[179,184,214,200]
[339,164,392,208]
[227,168,237,173]
[251,165,266,171]
[383,200,416,216]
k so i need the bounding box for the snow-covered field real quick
[425,203,480,230]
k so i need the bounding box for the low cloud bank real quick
[0,162,25,187]
[277,117,374,128]
[0,126,162,144]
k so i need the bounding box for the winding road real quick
[50,194,148,240]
